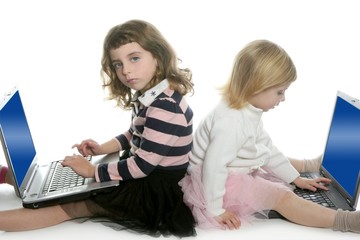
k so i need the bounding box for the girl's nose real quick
[122,63,131,75]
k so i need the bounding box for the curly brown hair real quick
[101,19,194,110]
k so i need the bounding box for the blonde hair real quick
[101,19,194,110]
[220,39,297,109]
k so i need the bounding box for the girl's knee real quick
[60,201,94,219]
[273,190,296,210]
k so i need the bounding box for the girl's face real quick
[110,42,157,93]
[248,83,291,111]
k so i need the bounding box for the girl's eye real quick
[113,62,122,69]
[130,56,140,62]
[278,90,285,95]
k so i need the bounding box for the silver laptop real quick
[0,86,119,209]
[269,90,360,218]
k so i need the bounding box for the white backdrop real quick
[1,0,360,160]
[0,0,360,239]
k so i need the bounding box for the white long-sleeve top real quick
[190,99,300,216]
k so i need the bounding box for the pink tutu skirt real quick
[179,165,293,229]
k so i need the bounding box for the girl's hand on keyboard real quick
[293,177,332,192]
[62,154,96,178]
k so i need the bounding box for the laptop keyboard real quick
[296,172,336,208]
[42,160,87,194]
[294,188,336,208]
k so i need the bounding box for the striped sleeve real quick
[95,91,193,182]
[115,128,133,150]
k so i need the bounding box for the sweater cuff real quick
[208,200,226,217]
[281,166,300,183]
[271,163,300,183]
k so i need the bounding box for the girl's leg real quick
[273,191,360,233]
[0,165,7,184]
[274,191,335,227]
[0,205,71,231]
[333,209,360,232]
[0,200,95,231]
[0,165,13,185]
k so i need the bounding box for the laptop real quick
[269,90,360,218]
[0,86,119,209]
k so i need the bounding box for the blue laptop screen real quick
[322,95,360,198]
[0,91,36,188]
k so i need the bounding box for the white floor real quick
[0,183,359,240]
[1,0,360,239]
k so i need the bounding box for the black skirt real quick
[88,167,197,238]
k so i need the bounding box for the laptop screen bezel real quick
[0,86,39,199]
[320,90,360,209]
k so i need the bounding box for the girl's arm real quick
[257,124,300,183]
[98,138,122,154]
[72,138,120,156]
[95,95,192,182]
[202,116,239,217]
[288,155,322,173]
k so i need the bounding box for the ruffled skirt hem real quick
[179,165,293,229]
